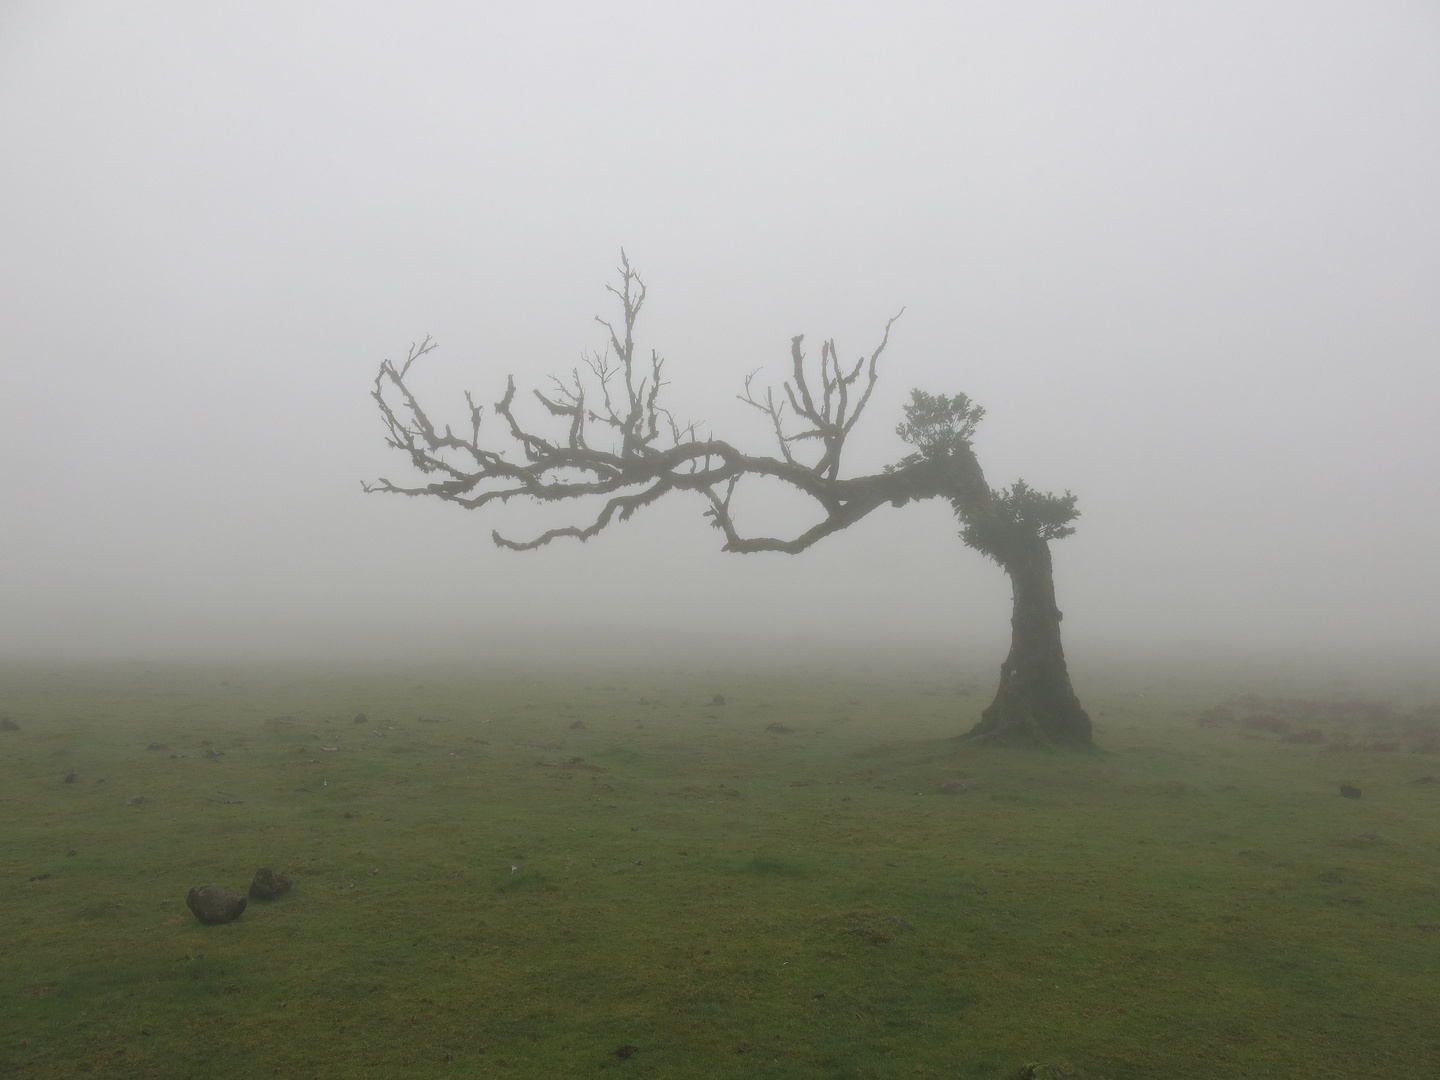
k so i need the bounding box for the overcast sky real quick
[1,1,1437,663]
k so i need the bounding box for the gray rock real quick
[248,866,292,901]
[127,794,147,805]
[63,770,78,783]
[939,780,969,794]
[0,716,19,731]
[146,742,167,751]
[353,713,368,724]
[766,722,792,734]
[186,885,247,925]
[711,694,727,706]
[1340,784,1361,799]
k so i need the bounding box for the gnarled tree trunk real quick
[966,537,1092,749]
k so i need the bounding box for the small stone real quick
[569,719,586,729]
[249,867,292,901]
[1340,784,1361,799]
[711,694,726,707]
[939,780,969,794]
[766,722,792,734]
[0,717,19,731]
[851,925,893,943]
[613,1045,640,1060]
[127,795,147,805]
[1412,775,1439,785]
[146,742,167,751]
[63,770,78,783]
[186,885,247,924]
[353,713,368,724]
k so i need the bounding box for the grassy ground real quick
[2,658,1438,1079]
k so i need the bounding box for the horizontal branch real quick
[365,257,1010,557]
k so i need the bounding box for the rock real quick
[186,885,247,925]
[766,722,793,734]
[249,866,292,900]
[127,794,147,805]
[939,780,969,794]
[1412,775,1439,785]
[353,713,368,724]
[569,719,587,730]
[146,742,167,751]
[711,694,726,706]
[0,716,19,731]
[1340,784,1362,799]
[1009,1065,1070,1080]
[613,1045,640,1060]
[63,770,78,783]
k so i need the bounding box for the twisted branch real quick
[366,259,986,553]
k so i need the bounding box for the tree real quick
[366,256,1092,749]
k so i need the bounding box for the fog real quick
[2,2,1437,665]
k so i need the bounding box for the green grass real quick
[2,659,1438,1079]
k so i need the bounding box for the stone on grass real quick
[1340,784,1362,799]
[186,885,247,925]
[146,742,167,751]
[1009,1065,1070,1080]
[711,694,726,706]
[766,722,792,734]
[353,713,368,724]
[570,719,587,730]
[939,780,969,794]
[613,1045,640,1060]
[1,716,19,731]
[63,770,78,783]
[127,794,147,805]
[249,866,292,901]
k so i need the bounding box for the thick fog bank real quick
[2,2,1437,662]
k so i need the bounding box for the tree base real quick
[963,669,1095,751]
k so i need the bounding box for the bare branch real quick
[365,260,967,562]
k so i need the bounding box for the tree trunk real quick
[966,538,1093,749]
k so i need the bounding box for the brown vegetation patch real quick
[1195,696,1440,752]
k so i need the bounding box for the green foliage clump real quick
[960,479,1079,561]
[894,388,986,465]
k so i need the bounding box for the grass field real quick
[2,657,1438,1079]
